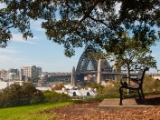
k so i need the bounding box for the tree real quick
[0,1,160,56]
[2,84,22,102]
[21,83,38,97]
[0,83,45,107]
[90,30,157,77]
[104,32,157,78]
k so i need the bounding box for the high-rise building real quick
[20,65,42,80]
[37,66,42,76]
[8,68,19,75]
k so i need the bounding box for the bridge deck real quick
[77,71,137,76]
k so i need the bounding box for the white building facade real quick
[20,65,42,80]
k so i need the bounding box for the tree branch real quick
[88,15,109,27]
[74,0,104,32]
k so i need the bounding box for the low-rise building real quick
[54,89,97,99]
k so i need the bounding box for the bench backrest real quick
[136,67,149,88]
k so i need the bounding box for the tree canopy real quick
[90,31,157,78]
[0,0,160,56]
[0,83,45,107]
[106,32,157,77]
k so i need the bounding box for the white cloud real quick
[11,33,39,44]
[0,55,11,61]
[0,47,19,54]
[0,55,32,64]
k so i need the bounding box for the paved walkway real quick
[98,98,155,110]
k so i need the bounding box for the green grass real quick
[0,101,73,120]
[144,90,160,95]
[0,90,160,120]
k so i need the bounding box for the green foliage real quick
[86,81,120,98]
[0,83,45,108]
[86,82,104,90]
[43,91,70,102]
[86,82,105,97]
[0,1,160,57]
[105,32,157,78]
[143,75,160,92]
[87,75,160,99]
[96,80,120,98]
[154,80,160,90]
[0,82,71,108]
[143,75,155,91]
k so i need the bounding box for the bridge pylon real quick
[71,66,76,86]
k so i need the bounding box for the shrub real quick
[153,79,160,90]
[96,80,120,98]
[143,75,156,92]
[43,91,70,102]
[0,83,45,108]
[86,82,104,90]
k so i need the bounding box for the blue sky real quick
[0,19,83,72]
[0,4,160,73]
[0,3,84,72]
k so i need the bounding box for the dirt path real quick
[42,94,160,120]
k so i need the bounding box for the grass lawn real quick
[0,101,73,120]
[0,90,160,120]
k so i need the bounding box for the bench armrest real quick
[120,77,130,85]
[120,77,140,87]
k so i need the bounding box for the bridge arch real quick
[76,52,97,73]
[76,52,112,73]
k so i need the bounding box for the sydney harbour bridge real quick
[51,51,137,86]
[40,51,159,87]
[70,51,137,86]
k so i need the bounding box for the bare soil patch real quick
[41,94,160,120]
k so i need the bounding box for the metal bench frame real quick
[119,67,149,105]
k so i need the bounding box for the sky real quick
[0,3,84,73]
[0,4,160,73]
[0,19,83,72]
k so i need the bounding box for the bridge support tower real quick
[71,66,76,86]
[97,59,102,84]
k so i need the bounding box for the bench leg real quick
[141,89,145,99]
[138,90,142,99]
[119,87,123,105]
[141,89,147,104]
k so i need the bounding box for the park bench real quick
[119,67,149,105]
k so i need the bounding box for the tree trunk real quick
[126,64,130,95]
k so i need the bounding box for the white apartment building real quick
[20,65,42,80]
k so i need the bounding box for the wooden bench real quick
[119,67,149,105]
